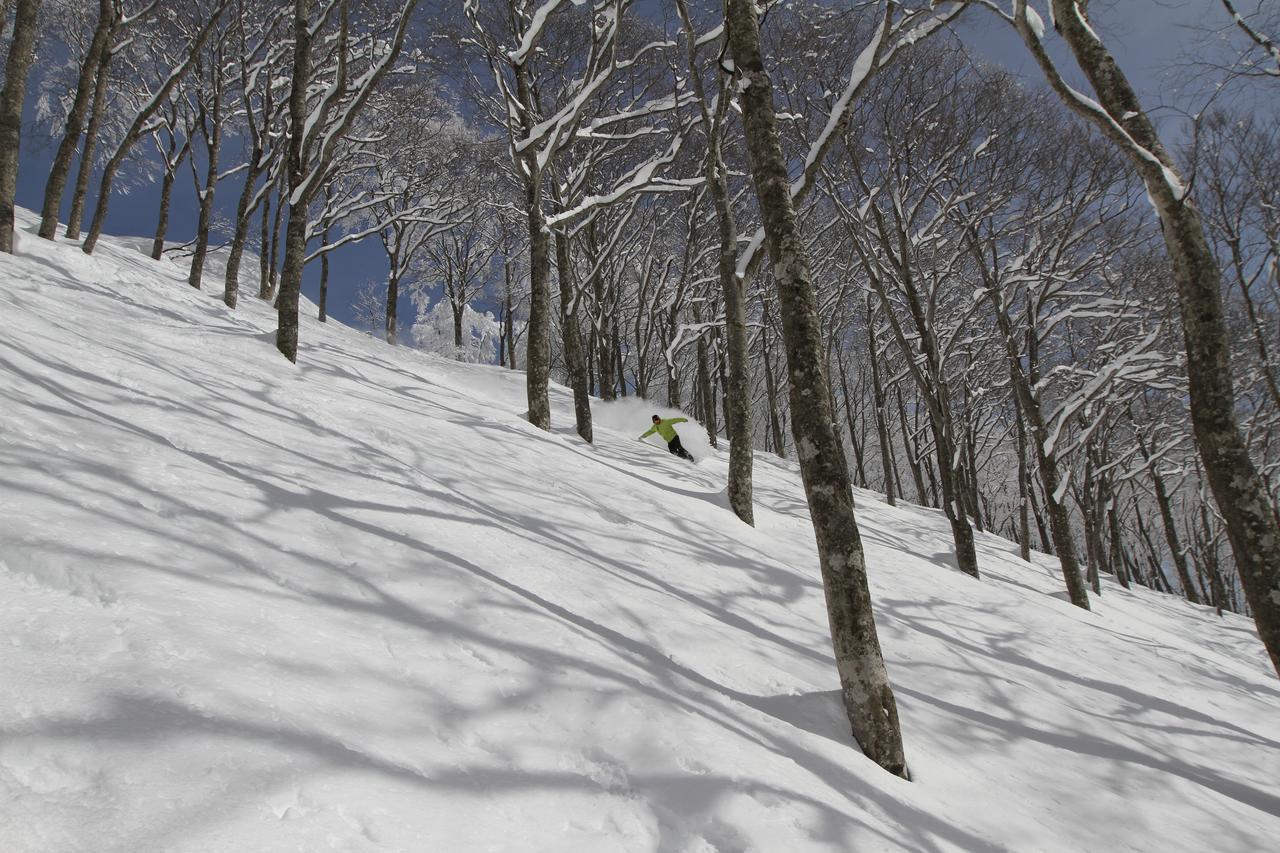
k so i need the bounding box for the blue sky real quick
[14,0,1230,335]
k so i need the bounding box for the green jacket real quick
[640,417,687,442]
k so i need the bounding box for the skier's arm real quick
[639,426,657,439]
[670,418,688,425]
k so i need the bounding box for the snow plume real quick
[593,397,716,462]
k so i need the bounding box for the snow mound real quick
[1,207,1278,852]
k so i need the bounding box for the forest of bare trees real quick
[2,0,1277,771]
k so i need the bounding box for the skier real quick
[639,414,695,461]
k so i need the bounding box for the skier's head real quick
[652,414,661,424]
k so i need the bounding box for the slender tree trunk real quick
[726,0,906,777]
[223,153,263,309]
[39,0,113,240]
[385,268,400,344]
[65,44,112,242]
[762,315,786,458]
[896,386,928,506]
[693,304,718,447]
[151,157,179,260]
[188,71,223,291]
[0,0,42,253]
[258,189,273,299]
[267,172,285,299]
[1028,475,1054,555]
[276,0,312,362]
[1139,439,1199,603]
[867,303,895,505]
[1014,404,1032,562]
[554,230,592,442]
[513,61,552,429]
[318,221,330,322]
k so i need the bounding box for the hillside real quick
[1,209,1278,852]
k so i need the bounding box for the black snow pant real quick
[667,435,694,461]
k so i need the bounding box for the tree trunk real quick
[1143,455,1196,606]
[1014,404,1031,563]
[385,269,399,344]
[150,155,179,260]
[39,0,113,241]
[223,151,262,309]
[258,189,273,299]
[762,314,786,458]
[515,66,551,429]
[0,0,42,253]
[866,301,895,506]
[1037,0,1280,674]
[317,222,330,322]
[693,304,718,448]
[896,386,928,506]
[267,171,285,299]
[64,43,112,242]
[188,68,223,291]
[726,0,906,777]
[554,230,593,442]
[276,0,312,362]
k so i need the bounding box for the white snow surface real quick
[1,208,1278,852]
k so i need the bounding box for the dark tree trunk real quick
[385,269,399,344]
[258,189,273,299]
[762,313,786,458]
[276,0,312,362]
[726,0,906,777]
[553,230,592,442]
[516,63,551,430]
[267,172,285,300]
[1014,404,1032,563]
[693,304,718,448]
[65,42,112,242]
[223,154,262,309]
[0,0,42,253]
[188,62,224,291]
[1139,437,1199,604]
[866,301,895,506]
[896,386,928,506]
[150,148,181,260]
[39,0,113,241]
[317,221,330,322]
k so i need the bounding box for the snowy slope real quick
[1,208,1277,853]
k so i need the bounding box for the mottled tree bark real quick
[0,0,41,253]
[725,0,906,777]
[275,0,313,361]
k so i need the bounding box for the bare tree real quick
[724,0,907,778]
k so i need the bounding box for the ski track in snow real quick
[1,208,1278,852]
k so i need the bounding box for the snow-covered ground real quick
[2,208,1278,852]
